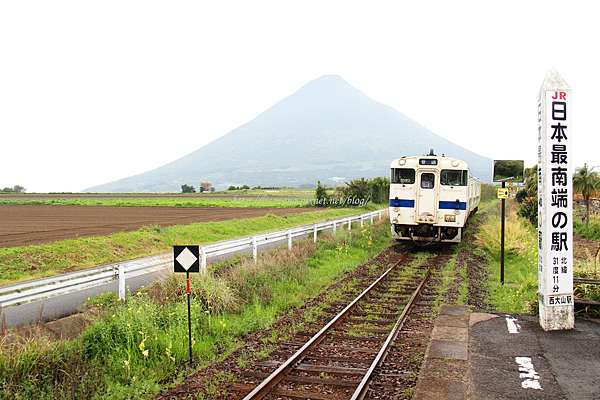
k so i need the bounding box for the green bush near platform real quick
[476,200,539,313]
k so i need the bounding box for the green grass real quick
[0,208,370,285]
[574,215,600,241]
[0,221,392,400]
[476,201,538,313]
[478,202,600,314]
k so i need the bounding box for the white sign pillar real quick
[537,70,574,330]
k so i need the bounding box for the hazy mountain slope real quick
[86,75,491,192]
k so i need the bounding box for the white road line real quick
[515,357,542,390]
[505,315,521,333]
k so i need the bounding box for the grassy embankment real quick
[475,200,600,313]
[0,219,392,400]
[0,208,370,285]
[431,200,495,310]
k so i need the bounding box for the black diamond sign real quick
[173,245,200,273]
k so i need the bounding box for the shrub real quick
[517,166,537,225]
[314,181,330,207]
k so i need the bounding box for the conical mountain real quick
[86,75,491,192]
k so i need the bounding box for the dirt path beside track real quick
[0,205,311,248]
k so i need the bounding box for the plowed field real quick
[0,205,310,248]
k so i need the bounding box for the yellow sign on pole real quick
[497,188,509,199]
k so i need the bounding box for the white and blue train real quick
[389,151,480,243]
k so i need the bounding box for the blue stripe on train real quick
[389,199,415,208]
[439,201,467,210]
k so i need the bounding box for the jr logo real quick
[552,91,567,100]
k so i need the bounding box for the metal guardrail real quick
[0,209,386,308]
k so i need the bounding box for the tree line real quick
[1,185,25,193]
[315,177,389,207]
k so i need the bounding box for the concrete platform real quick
[414,305,470,400]
[470,314,600,400]
[414,305,600,400]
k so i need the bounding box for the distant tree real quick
[228,186,238,190]
[0,185,26,193]
[367,177,389,204]
[181,184,196,193]
[241,185,250,190]
[315,181,329,207]
[210,187,215,192]
[342,178,370,201]
[573,163,600,226]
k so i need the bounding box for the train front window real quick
[391,168,415,184]
[441,170,468,186]
[420,173,435,189]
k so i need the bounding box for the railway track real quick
[231,252,433,400]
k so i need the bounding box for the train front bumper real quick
[391,223,461,243]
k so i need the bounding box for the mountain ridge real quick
[86,75,492,192]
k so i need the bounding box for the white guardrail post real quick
[118,264,126,301]
[252,236,258,263]
[201,248,207,271]
[0,209,386,309]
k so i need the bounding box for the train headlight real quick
[444,214,456,222]
[398,159,406,166]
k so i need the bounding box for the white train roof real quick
[390,155,469,170]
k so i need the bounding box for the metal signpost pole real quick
[186,271,192,365]
[537,71,574,331]
[500,181,506,284]
[173,245,200,365]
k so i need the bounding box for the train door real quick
[417,172,437,222]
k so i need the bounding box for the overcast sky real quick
[1,1,598,192]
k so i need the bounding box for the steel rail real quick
[241,256,408,400]
[574,277,600,285]
[350,269,431,400]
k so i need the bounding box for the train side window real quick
[441,170,467,186]
[391,168,415,184]
[420,173,435,189]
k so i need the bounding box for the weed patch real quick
[0,221,391,399]
[476,201,538,313]
[574,216,600,241]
